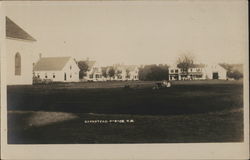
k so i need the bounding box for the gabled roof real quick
[34,57,71,71]
[6,17,36,42]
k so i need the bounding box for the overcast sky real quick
[4,1,247,66]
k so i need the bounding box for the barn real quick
[33,56,80,82]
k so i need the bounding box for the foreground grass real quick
[7,80,243,143]
[7,80,243,115]
[8,108,243,144]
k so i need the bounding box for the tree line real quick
[78,53,243,81]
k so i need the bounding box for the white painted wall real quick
[204,65,227,80]
[34,58,80,82]
[34,70,63,82]
[6,38,35,85]
[61,58,80,82]
[169,65,227,80]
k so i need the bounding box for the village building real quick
[112,64,139,81]
[204,64,227,80]
[6,17,37,85]
[79,59,104,81]
[169,64,227,80]
[33,56,80,82]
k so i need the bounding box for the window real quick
[15,52,21,75]
[70,66,72,70]
[37,74,40,78]
[175,69,178,73]
[190,68,193,72]
[70,74,72,78]
[196,74,202,78]
[53,74,55,78]
[45,73,47,78]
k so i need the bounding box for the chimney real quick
[39,53,42,59]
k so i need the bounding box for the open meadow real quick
[7,80,244,143]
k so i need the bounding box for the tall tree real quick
[108,67,115,80]
[176,53,195,74]
[78,61,89,79]
[125,69,130,79]
[101,67,108,78]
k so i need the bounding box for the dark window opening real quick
[15,52,21,75]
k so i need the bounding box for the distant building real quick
[112,64,139,81]
[204,64,227,80]
[80,59,104,81]
[33,57,80,82]
[169,64,227,80]
[6,17,37,85]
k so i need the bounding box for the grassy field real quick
[7,80,244,144]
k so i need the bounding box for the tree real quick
[220,63,243,80]
[108,67,115,79]
[115,70,122,79]
[101,67,108,78]
[78,61,89,79]
[138,64,169,81]
[176,53,195,74]
[125,69,130,79]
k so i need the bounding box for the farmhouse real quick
[33,56,80,82]
[169,64,227,80]
[112,64,139,81]
[80,59,104,81]
[6,17,37,85]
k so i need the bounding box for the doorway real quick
[212,72,219,79]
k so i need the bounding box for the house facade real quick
[6,17,37,85]
[112,64,139,81]
[33,57,80,82]
[80,60,105,81]
[169,64,227,80]
[80,60,139,81]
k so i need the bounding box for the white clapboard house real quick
[112,64,139,81]
[169,64,227,81]
[33,56,80,82]
[6,17,37,85]
[80,59,104,81]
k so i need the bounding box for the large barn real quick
[6,17,37,85]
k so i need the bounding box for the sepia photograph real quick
[0,0,249,159]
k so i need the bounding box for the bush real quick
[33,77,53,84]
[227,70,243,80]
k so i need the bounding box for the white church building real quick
[6,17,37,85]
[33,56,80,82]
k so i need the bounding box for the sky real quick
[3,1,248,66]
